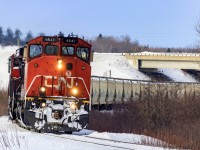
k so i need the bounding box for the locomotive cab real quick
[8,33,92,133]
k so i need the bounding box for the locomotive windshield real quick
[29,45,43,58]
[76,47,89,61]
[62,46,74,55]
[45,45,58,55]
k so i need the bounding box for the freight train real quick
[8,33,92,133]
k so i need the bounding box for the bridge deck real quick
[125,52,200,70]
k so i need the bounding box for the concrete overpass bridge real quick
[125,52,200,70]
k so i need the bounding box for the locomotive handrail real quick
[12,77,22,94]
[12,77,21,84]
[91,75,200,85]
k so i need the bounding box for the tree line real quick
[0,26,200,53]
[91,34,200,53]
[0,27,39,46]
[91,34,141,53]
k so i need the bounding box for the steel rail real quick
[43,133,136,150]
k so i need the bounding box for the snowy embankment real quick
[0,116,171,150]
[0,46,17,89]
[158,68,198,82]
[91,53,198,82]
[91,53,150,80]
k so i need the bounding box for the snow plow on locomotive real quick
[8,33,92,133]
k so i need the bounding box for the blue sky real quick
[0,0,200,48]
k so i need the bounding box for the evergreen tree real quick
[0,27,3,44]
[5,28,14,45]
[24,31,33,42]
[97,33,103,39]
[14,29,22,46]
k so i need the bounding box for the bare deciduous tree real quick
[92,34,141,53]
[195,19,200,35]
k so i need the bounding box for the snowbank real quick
[91,53,150,80]
[0,116,169,150]
[158,68,198,82]
[0,46,17,89]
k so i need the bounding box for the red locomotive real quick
[8,33,92,133]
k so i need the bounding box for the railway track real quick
[42,131,172,150]
[15,122,135,150]
[43,133,136,150]
[43,133,171,150]
[14,118,171,150]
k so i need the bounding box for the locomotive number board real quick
[43,37,58,42]
[63,37,78,44]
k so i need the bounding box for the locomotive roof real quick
[27,35,91,46]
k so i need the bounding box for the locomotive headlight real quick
[58,64,62,69]
[58,59,63,64]
[57,59,63,69]
[40,86,46,92]
[70,102,77,110]
[72,88,78,95]
[41,102,46,108]
[39,86,46,97]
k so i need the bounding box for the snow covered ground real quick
[91,53,150,80]
[0,116,173,150]
[158,68,198,82]
[91,53,198,82]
